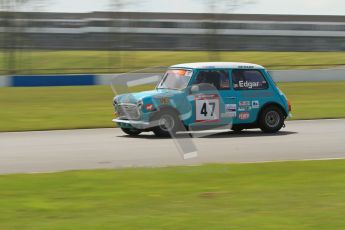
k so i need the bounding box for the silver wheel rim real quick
[265,111,280,128]
[158,114,175,131]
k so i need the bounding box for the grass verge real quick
[1,160,345,229]
[0,81,345,132]
[1,51,345,74]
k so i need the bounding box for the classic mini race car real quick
[113,62,291,137]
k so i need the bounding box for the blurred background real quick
[0,0,344,75]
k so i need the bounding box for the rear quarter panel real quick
[233,69,288,124]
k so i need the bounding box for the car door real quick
[189,69,237,127]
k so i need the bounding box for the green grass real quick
[279,81,345,120]
[1,160,345,229]
[1,51,345,74]
[0,85,115,132]
[0,82,345,132]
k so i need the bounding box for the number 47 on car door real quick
[195,94,220,122]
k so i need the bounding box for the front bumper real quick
[112,118,152,129]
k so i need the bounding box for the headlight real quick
[137,99,143,107]
[113,96,119,106]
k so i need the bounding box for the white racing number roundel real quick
[195,94,220,122]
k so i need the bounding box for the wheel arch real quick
[149,105,181,122]
[257,102,288,122]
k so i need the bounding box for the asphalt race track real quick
[1,119,345,174]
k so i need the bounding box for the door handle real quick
[225,97,236,99]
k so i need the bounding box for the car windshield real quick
[157,69,193,90]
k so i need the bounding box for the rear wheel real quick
[121,128,142,136]
[152,111,181,137]
[259,106,285,133]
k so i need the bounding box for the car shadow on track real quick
[118,130,298,139]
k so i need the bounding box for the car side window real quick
[232,69,268,90]
[193,70,230,90]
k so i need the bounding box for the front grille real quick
[116,103,141,120]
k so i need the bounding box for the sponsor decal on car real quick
[238,81,260,89]
[252,100,260,109]
[239,112,250,120]
[238,106,251,111]
[226,104,236,111]
[160,97,169,104]
[238,65,255,69]
[146,104,154,111]
[224,104,237,118]
[239,101,250,106]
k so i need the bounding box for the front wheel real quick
[259,106,285,133]
[121,128,142,136]
[152,111,181,137]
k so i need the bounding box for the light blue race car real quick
[113,62,291,137]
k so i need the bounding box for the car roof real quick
[170,62,265,70]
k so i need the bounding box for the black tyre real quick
[152,111,181,137]
[121,127,142,136]
[259,106,285,133]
